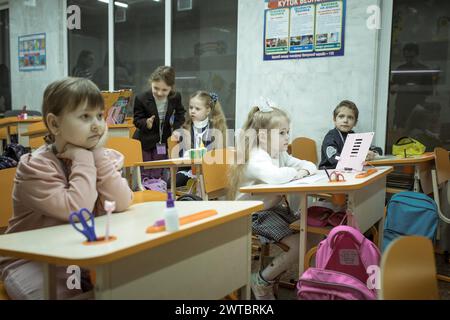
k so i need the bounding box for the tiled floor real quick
[251,246,450,300]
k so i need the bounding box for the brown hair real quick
[333,100,359,124]
[42,77,104,143]
[227,106,289,200]
[182,91,228,145]
[148,65,176,96]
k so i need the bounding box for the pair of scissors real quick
[329,171,346,182]
[69,208,97,242]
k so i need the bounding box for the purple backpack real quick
[142,177,167,193]
[297,225,381,300]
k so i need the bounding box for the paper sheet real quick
[282,171,328,186]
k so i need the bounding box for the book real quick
[101,89,133,125]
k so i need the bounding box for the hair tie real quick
[254,96,275,113]
[209,92,219,105]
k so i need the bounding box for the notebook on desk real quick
[336,132,374,172]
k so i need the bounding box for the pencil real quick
[324,168,331,181]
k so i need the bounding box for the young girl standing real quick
[228,102,317,300]
[0,77,133,300]
[172,91,228,187]
[133,66,185,181]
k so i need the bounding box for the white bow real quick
[255,96,275,113]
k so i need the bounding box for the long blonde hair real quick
[227,106,289,199]
[182,91,228,148]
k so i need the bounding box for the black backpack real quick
[4,143,30,162]
[0,143,30,170]
[0,155,17,170]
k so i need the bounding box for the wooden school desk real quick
[0,201,263,300]
[0,116,42,149]
[239,167,393,277]
[368,153,435,194]
[135,157,204,197]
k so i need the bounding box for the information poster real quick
[264,0,346,61]
[18,33,46,71]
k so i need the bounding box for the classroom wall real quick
[9,0,67,112]
[236,0,384,156]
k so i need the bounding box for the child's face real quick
[151,80,171,101]
[278,118,290,152]
[189,96,210,122]
[55,102,106,149]
[334,107,356,133]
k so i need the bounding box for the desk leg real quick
[42,263,57,300]
[298,192,307,277]
[196,164,207,200]
[170,167,176,196]
[414,165,420,192]
[239,216,252,300]
[17,123,30,147]
[6,126,11,145]
[94,264,112,300]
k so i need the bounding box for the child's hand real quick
[366,150,376,161]
[295,169,309,180]
[91,125,108,150]
[56,143,86,161]
[171,131,181,142]
[146,115,156,129]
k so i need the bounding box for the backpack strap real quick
[329,225,365,249]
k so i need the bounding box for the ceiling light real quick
[98,0,128,8]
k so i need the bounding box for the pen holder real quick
[82,235,117,246]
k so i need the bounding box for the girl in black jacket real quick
[133,66,185,179]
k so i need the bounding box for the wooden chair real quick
[431,147,450,282]
[200,148,235,200]
[291,137,318,165]
[105,137,167,204]
[0,167,15,300]
[380,236,439,300]
[167,136,179,160]
[0,167,16,230]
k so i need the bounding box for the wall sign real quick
[18,33,46,71]
[264,0,346,61]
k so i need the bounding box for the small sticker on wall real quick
[339,249,360,266]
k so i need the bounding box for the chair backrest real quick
[105,136,143,168]
[202,148,235,197]
[167,137,179,159]
[291,137,318,165]
[380,236,439,300]
[434,147,450,185]
[0,167,16,228]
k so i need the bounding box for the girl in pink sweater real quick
[0,77,133,300]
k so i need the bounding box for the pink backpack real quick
[297,225,381,300]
